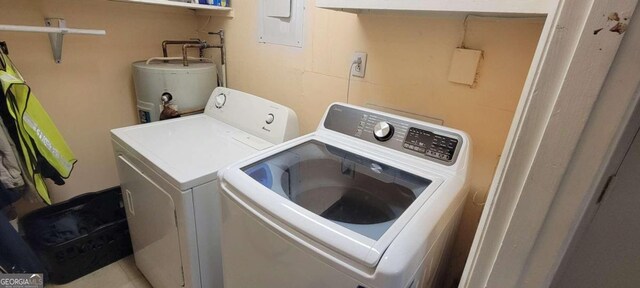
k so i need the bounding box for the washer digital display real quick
[403,127,459,162]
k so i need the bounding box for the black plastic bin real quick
[19,187,133,284]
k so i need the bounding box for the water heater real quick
[132,59,218,123]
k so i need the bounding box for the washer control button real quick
[214,93,226,108]
[265,113,275,124]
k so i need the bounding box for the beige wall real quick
[1,0,542,281]
[0,0,199,203]
[201,1,543,280]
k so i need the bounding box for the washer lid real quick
[112,115,269,190]
[221,136,444,267]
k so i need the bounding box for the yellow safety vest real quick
[0,52,76,204]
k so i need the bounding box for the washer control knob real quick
[214,93,226,108]
[373,121,394,141]
[265,113,275,124]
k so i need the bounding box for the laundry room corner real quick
[1,0,638,286]
[0,0,201,206]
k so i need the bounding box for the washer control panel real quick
[403,127,459,162]
[323,104,462,165]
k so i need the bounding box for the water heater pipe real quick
[208,30,226,87]
[162,39,202,62]
[159,32,227,87]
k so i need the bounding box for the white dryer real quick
[111,87,298,288]
[218,103,471,288]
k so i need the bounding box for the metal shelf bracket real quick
[0,19,105,64]
[45,18,66,64]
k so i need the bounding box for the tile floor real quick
[46,256,151,288]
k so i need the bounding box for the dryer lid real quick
[224,138,443,267]
[112,115,266,190]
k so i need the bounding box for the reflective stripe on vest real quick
[23,113,74,174]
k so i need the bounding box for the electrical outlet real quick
[352,52,367,78]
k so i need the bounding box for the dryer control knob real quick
[265,113,275,124]
[373,121,394,141]
[214,93,226,108]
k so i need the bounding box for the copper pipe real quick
[182,43,205,66]
[181,43,223,66]
[208,30,225,65]
[207,30,227,86]
[162,40,202,62]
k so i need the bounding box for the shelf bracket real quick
[0,20,105,63]
[45,18,66,64]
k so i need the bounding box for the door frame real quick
[550,98,640,286]
[460,0,640,287]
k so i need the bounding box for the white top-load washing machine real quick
[111,87,299,288]
[218,103,471,288]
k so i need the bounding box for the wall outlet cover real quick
[448,48,483,86]
[352,52,367,78]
